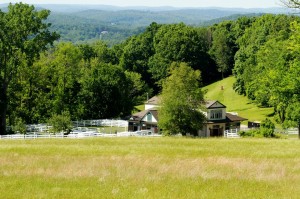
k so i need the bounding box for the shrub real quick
[47,111,73,134]
[12,118,27,134]
[260,118,275,138]
[240,119,276,138]
[239,129,262,137]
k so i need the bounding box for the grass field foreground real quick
[0,137,300,198]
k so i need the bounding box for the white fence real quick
[73,119,128,128]
[0,131,161,140]
[23,119,128,133]
[224,129,240,138]
[286,128,298,135]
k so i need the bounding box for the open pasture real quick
[0,137,299,198]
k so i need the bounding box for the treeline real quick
[8,42,148,124]
[45,8,264,45]
[211,13,300,130]
[8,22,220,125]
[1,3,300,133]
[233,14,300,129]
[47,12,145,45]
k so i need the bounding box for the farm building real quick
[128,96,247,137]
[128,96,160,133]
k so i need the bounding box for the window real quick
[147,112,152,122]
[210,109,223,119]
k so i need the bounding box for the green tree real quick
[245,20,300,138]
[79,61,131,119]
[0,3,59,134]
[120,23,159,92]
[11,117,27,134]
[48,111,73,134]
[92,41,118,64]
[233,14,297,96]
[260,118,275,138]
[149,24,216,87]
[254,37,291,116]
[51,42,83,116]
[7,56,49,124]
[124,71,153,110]
[283,21,300,138]
[158,62,206,136]
[209,21,237,79]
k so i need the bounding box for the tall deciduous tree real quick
[158,62,206,136]
[52,42,83,116]
[247,20,300,138]
[284,21,300,138]
[209,21,237,79]
[149,24,215,87]
[0,3,59,134]
[120,22,159,92]
[233,14,298,96]
[79,61,131,119]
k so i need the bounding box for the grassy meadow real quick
[1,137,300,199]
[204,76,274,123]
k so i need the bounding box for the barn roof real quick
[146,96,160,105]
[130,108,158,122]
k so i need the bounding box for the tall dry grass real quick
[0,138,299,198]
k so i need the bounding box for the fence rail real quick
[0,132,162,140]
[21,119,129,133]
[72,119,128,128]
[224,129,240,138]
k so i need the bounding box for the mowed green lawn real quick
[1,137,299,199]
[204,76,274,123]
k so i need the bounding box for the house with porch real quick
[198,100,247,137]
[128,96,247,137]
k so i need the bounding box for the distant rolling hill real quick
[0,4,293,44]
[44,10,267,44]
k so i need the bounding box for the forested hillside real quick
[0,3,288,45]
[39,6,287,44]
[0,3,299,134]
[45,9,253,44]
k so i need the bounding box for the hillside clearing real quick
[204,76,274,123]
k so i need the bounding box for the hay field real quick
[0,137,299,198]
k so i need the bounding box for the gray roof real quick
[205,100,226,108]
[130,108,159,122]
[206,113,247,124]
[226,113,247,122]
[146,96,160,105]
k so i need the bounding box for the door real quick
[211,129,219,137]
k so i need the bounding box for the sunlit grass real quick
[0,138,299,198]
[204,76,274,123]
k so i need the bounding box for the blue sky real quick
[3,0,281,8]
